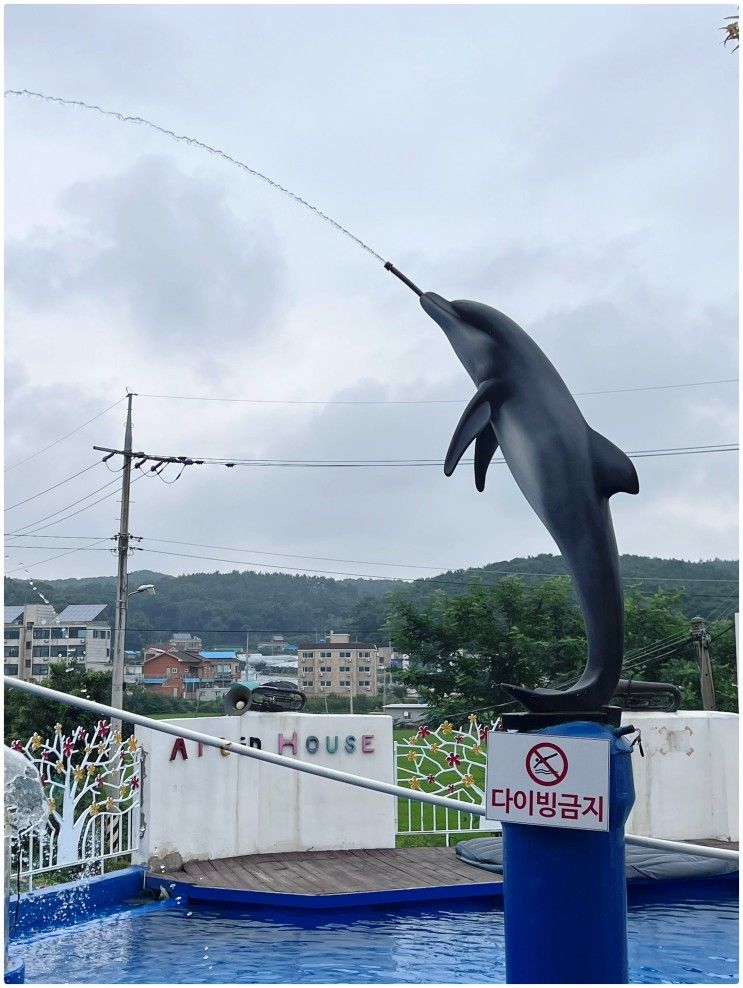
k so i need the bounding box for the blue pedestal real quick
[502,721,635,985]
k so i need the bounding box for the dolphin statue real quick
[386,263,639,713]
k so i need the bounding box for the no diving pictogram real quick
[526,742,569,786]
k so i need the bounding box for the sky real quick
[4,4,739,588]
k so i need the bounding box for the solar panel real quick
[4,606,24,624]
[56,604,107,622]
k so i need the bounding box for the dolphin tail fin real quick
[445,380,501,479]
[590,429,640,498]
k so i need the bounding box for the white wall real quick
[133,713,395,864]
[623,710,738,841]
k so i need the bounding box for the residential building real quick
[138,646,239,698]
[383,702,429,727]
[4,604,111,681]
[198,650,239,688]
[144,633,203,661]
[297,632,378,696]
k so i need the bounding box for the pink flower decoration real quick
[98,721,110,739]
[131,776,140,791]
[447,784,456,792]
[455,734,463,742]
[479,727,489,742]
[11,740,22,751]
[446,753,461,768]
[63,740,74,758]
[41,751,52,761]
[426,774,436,783]
[417,726,431,738]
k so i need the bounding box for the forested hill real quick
[4,554,737,651]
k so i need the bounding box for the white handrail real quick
[4,677,738,863]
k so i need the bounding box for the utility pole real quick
[111,393,134,736]
[691,615,717,711]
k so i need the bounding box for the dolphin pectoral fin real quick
[474,425,499,492]
[445,381,500,477]
[590,429,640,498]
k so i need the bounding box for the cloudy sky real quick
[4,4,738,586]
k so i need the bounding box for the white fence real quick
[394,718,500,845]
[9,720,142,890]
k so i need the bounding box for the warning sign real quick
[486,732,610,832]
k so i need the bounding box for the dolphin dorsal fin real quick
[590,429,640,498]
[445,380,500,478]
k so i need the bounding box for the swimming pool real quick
[15,886,739,984]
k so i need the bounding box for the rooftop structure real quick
[4,603,111,682]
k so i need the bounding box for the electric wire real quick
[137,378,739,406]
[4,397,126,472]
[6,476,124,535]
[4,462,103,512]
[7,475,146,538]
[4,537,115,574]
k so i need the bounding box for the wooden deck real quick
[160,847,499,897]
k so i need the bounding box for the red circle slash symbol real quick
[525,743,568,787]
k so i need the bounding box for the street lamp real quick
[111,584,156,734]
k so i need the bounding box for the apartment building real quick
[4,603,111,681]
[298,633,378,696]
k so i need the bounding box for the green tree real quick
[387,576,586,723]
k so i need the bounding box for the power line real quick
[6,476,123,535]
[4,538,115,574]
[93,442,738,470]
[137,378,739,406]
[6,475,146,538]
[135,536,739,584]
[4,397,126,472]
[4,462,103,512]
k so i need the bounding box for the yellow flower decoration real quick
[430,743,440,754]
[85,746,94,756]
[30,734,42,751]
[119,785,129,799]
[408,778,422,791]
[406,751,420,762]
[462,774,475,787]
[87,764,97,777]
[97,742,108,755]
[48,797,56,813]
[73,767,84,783]
[407,737,418,745]
[106,797,115,811]
[440,721,453,736]
[127,737,138,753]
[55,761,65,774]
[90,803,101,816]
[468,714,478,723]
[54,722,63,735]
[472,744,483,755]
[113,731,122,744]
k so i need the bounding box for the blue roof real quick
[199,650,237,659]
[183,677,201,684]
[140,677,167,685]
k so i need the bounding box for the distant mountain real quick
[4,555,737,651]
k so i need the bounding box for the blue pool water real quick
[16,890,738,984]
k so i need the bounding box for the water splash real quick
[5,88,386,264]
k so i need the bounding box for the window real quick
[24,658,31,667]
[51,628,68,639]
[32,646,50,658]
[302,651,314,658]
[33,629,50,640]
[5,628,20,640]
[25,642,31,650]
[169,667,179,675]
[360,651,370,658]
[32,664,49,676]
[339,651,351,658]
[320,680,332,688]
[319,665,332,673]
[4,664,18,676]
[359,680,371,688]
[302,666,313,673]
[68,628,86,639]
[320,651,331,658]
[302,679,313,687]
[339,666,350,672]
[339,680,350,687]
[359,666,371,672]
[4,646,19,658]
